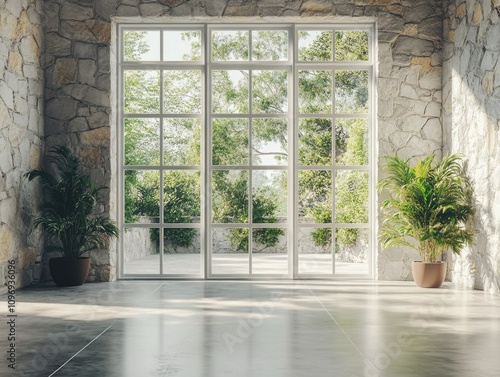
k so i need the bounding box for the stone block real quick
[83,87,110,107]
[88,111,109,129]
[60,20,95,43]
[299,1,332,16]
[421,118,442,142]
[419,16,443,39]
[7,50,23,76]
[419,69,441,90]
[140,3,167,17]
[74,42,97,59]
[78,59,97,85]
[0,81,14,109]
[45,33,72,56]
[88,19,111,45]
[116,4,141,17]
[62,84,89,101]
[16,10,32,38]
[406,3,439,22]
[52,58,77,86]
[68,117,89,133]
[378,12,404,33]
[6,0,23,18]
[206,0,226,16]
[159,0,184,7]
[45,97,78,121]
[0,10,17,40]
[96,0,119,20]
[19,35,40,64]
[472,3,483,25]
[80,127,110,147]
[80,146,104,167]
[485,24,500,51]
[97,47,110,73]
[60,2,94,21]
[392,36,435,64]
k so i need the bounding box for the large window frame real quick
[116,23,376,280]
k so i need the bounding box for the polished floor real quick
[3,280,500,377]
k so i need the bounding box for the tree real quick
[123,28,370,253]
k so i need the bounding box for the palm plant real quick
[25,146,119,259]
[378,154,475,263]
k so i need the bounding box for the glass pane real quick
[252,228,287,274]
[124,170,160,224]
[164,119,201,166]
[123,227,160,274]
[298,70,332,114]
[253,170,287,223]
[298,118,332,166]
[212,170,248,223]
[211,30,249,61]
[212,228,249,274]
[212,118,248,165]
[298,30,332,61]
[335,31,368,62]
[335,119,368,166]
[252,118,288,166]
[163,30,201,61]
[298,227,332,275]
[298,170,332,224]
[252,70,288,113]
[164,229,201,274]
[335,70,368,114]
[124,70,160,114]
[124,31,160,61]
[124,118,160,166]
[164,171,201,223]
[335,228,369,275]
[212,70,249,113]
[252,30,288,61]
[164,70,201,114]
[335,170,368,223]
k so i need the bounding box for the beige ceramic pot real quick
[411,261,447,288]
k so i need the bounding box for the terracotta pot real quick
[411,261,447,288]
[49,257,90,287]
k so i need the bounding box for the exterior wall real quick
[443,0,500,294]
[42,0,443,281]
[0,0,44,291]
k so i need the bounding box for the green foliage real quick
[334,31,369,62]
[123,29,371,253]
[25,146,119,259]
[378,154,476,262]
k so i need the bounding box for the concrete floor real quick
[3,280,500,377]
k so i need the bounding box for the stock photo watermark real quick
[13,286,115,377]
[350,289,457,377]
[6,260,17,371]
[222,291,284,354]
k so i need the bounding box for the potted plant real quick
[378,154,475,288]
[25,146,119,286]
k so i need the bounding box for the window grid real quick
[117,23,374,279]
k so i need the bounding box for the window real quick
[118,24,374,278]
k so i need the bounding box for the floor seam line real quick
[305,284,381,377]
[48,324,114,376]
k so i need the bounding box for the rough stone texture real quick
[443,0,500,294]
[41,0,444,282]
[0,0,44,292]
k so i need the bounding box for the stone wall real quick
[42,0,444,281]
[443,0,500,294]
[0,0,44,291]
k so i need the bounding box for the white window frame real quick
[116,22,376,280]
